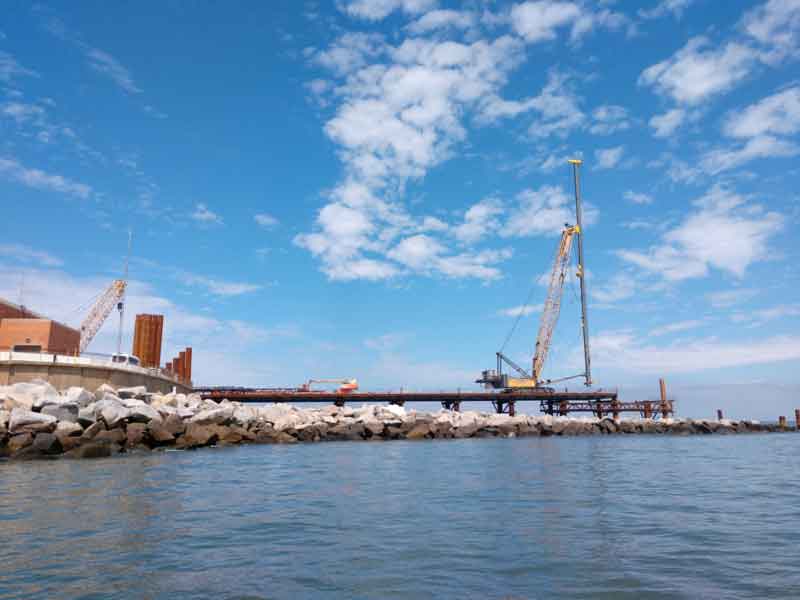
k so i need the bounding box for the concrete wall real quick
[0,357,192,395]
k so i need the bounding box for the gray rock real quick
[4,381,58,411]
[81,421,106,441]
[177,423,220,448]
[162,414,185,436]
[77,404,98,427]
[94,428,126,445]
[7,432,34,452]
[0,409,9,433]
[31,432,62,455]
[126,403,162,424]
[147,421,175,444]
[94,383,117,402]
[189,406,234,426]
[41,402,79,423]
[93,397,131,428]
[8,408,57,434]
[64,441,118,459]
[117,386,148,400]
[406,423,431,439]
[126,423,148,447]
[64,387,96,408]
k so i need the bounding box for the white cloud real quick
[639,36,756,105]
[298,32,528,281]
[740,0,800,64]
[723,86,800,139]
[386,234,444,268]
[0,243,62,267]
[406,9,476,34]
[498,303,543,317]
[86,48,141,94]
[0,157,92,199]
[453,198,503,243]
[176,272,261,297]
[510,1,581,43]
[592,330,800,373]
[706,288,759,308]
[639,0,694,20]
[701,134,800,174]
[624,190,653,205]
[617,185,783,281]
[0,51,38,82]
[341,0,437,20]
[589,104,630,135]
[648,319,703,337]
[1,102,46,124]
[509,1,629,44]
[526,70,586,137]
[502,185,585,238]
[751,304,800,321]
[191,203,223,225]
[649,108,685,137]
[313,32,386,76]
[594,145,624,169]
[591,272,636,304]
[254,213,279,228]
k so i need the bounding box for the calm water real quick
[1,433,799,599]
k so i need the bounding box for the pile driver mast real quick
[478,158,592,391]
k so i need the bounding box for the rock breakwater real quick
[0,380,794,460]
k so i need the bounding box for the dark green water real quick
[1,433,799,599]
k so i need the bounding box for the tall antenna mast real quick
[116,230,132,355]
[568,159,592,387]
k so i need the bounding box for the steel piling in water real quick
[717,409,724,420]
[779,416,787,430]
[795,409,800,431]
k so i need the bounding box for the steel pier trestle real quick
[193,387,673,418]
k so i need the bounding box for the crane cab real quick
[110,353,141,367]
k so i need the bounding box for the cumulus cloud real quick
[591,272,636,304]
[740,0,800,64]
[594,145,624,169]
[649,108,686,137]
[701,134,799,174]
[639,36,756,105]
[591,330,800,373]
[639,0,695,20]
[723,86,800,139]
[254,213,279,228]
[0,243,63,267]
[509,1,629,44]
[624,190,653,205]
[589,105,630,135]
[0,157,92,199]
[341,0,437,20]
[191,203,223,225]
[617,185,783,281]
[406,9,476,34]
[502,185,593,238]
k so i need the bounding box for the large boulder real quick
[126,423,148,447]
[54,421,83,451]
[94,383,117,402]
[189,406,234,426]
[0,409,9,434]
[94,428,126,445]
[147,421,175,444]
[31,432,62,455]
[8,408,57,434]
[93,396,131,428]
[126,403,162,424]
[3,381,59,411]
[64,441,119,459]
[41,401,79,423]
[7,432,34,452]
[64,387,96,408]
[162,414,185,436]
[177,423,220,448]
[117,386,148,400]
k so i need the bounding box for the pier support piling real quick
[795,409,800,431]
[717,409,724,420]
[779,415,787,430]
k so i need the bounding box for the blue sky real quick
[2,0,799,417]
